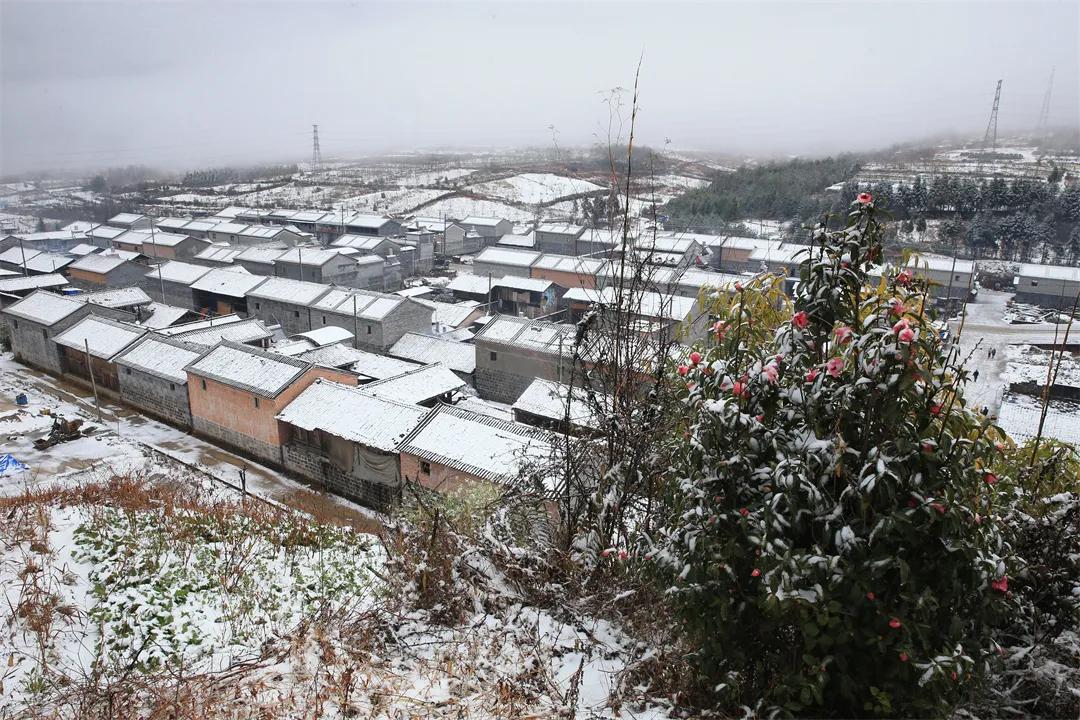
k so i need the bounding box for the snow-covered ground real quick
[414,197,538,223]
[470,173,603,205]
[333,187,445,214]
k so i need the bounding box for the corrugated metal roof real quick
[359,363,464,405]
[189,267,266,297]
[2,290,86,325]
[84,287,152,308]
[69,251,131,274]
[171,317,272,348]
[389,332,475,374]
[114,335,203,383]
[247,276,331,305]
[276,379,429,452]
[53,314,146,359]
[186,341,311,398]
[145,260,211,285]
[512,378,602,429]
[0,273,68,294]
[399,404,552,484]
[474,247,541,267]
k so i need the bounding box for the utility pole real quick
[18,239,27,277]
[352,293,359,348]
[982,79,1002,152]
[84,339,102,423]
[311,124,322,174]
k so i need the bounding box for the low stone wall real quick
[193,416,282,466]
[283,442,398,510]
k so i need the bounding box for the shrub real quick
[649,195,1013,716]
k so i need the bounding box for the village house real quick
[496,233,537,251]
[273,247,366,285]
[458,217,514,245]
[232,245,288,276]
[184,341,357,465]
[511,377,602,436]
[86,224,127,249]
[106,213,153,231]
[417,298,485,333]
[53,314,147,394]
[562,286,706,341]
[141,260,211,307]
[189,267,266,316]
[192,244,244,267]
[122,230,209,260]
[276,379,430,508]
[446,273,493,303]
[331,234,419,277]
[472,315,577,404]
[389,332,476,382]
[246,276,333,336]
[306,287,434,352]
[746,245,807,277]
[2,291,93,374]
[0,273,70,307]
[699,235,782,271]
[402,230,435,273]
[490,276,561,317]
[205,222,307,246]
[67,243,103,258]
[66,251,147,289]
[441,223,478,257]
[530,253,610,290]
[168,316,273,350]
[634,235,705,270]
[82,287,154,316]
[398,404,552,494]
[534,224,586,255]
[1015,263,1080,308]
[114,335,203,428]
[296,343,420,381]
[472,247,541,279]
[270,326,354,357]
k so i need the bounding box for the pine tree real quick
[650,193,1013,717]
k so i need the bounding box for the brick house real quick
[114,335,203,427]
[66,252,147,289]
[141,260,211,307]
[472,315,576,404]
[245,277,333,336]
[276,379,430,509]
[53,315,147,394]
[306,288,433,353]
[188,267,266,316]
[2,291,93,374]
[185,342,357,465]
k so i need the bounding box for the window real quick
[955,274,961,281]
[1032,280,1039,287]
[42,329,48,339]
[124,367,131,375]
[11,320,16,329]
[420,460,431,475]
[366,325,372,335]
[201,379,207,390]
[490,351,498,361]
[254,302,261,310]
[253,396,260,408]
[293,310,300,318]
[322,315,326,324]
[169,383,175,391]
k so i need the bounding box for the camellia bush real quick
[648,194,1014,717]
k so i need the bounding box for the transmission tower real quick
[311,124,322,172]
[1038,67,1055,133]
[982,80,1002,152]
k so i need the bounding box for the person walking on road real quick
[973,369,980,382]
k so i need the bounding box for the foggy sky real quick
[2,1,1077,176]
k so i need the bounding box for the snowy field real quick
[414,196,538,223]
[333,187,446,214]
[470,173,604,205]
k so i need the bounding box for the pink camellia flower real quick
[734,281,744,292]
[792,311,809,329]
[805,368,820,383]
[826,357,844,377]
[834,325,853,343]
[713,320,728,338]
[898,327,915,343]
[892,318,909,335]
[857,192,873,205]
[890,298,905,316]
[896,269,913,286]
[951,671,958,682]
[899,652,909,663]
[908,497,919,508]
[991,576,1008,593]
[889,617,902,629]
[601,548,615,558]
[732,381,747,397]
[931,502,946,514]
[921,441,934,453]
[974,513,983,525]
[751,568,761,578]
[762,363,779,384]
[930,403,943,416]
[755,414,765,422]
[689,351,702,365]
[739,507,749,517]
[866,591,876,601]
[984,472,998,485]
[677,365,689,376]
[618,549,629,561]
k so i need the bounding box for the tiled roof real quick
[186,341,311,398]
[114,335,203,383]
[389,332,476,374]
[53,314,145,359]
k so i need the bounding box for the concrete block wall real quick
[7,319,66,375]
[193,416,283,465]
[475,365,535,404]
[249,297,312,336]
[282,442,398,510]
[117,368,192,428]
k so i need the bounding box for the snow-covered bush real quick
[648,195,1014,716]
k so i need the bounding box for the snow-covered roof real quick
[536,223,585,236]
[562,286,697,321]
[531,253,609,276]
[496,233,536,249]
[395,285,437,299]
[83,286,152,309]
[186,341,312,398]
[1018,263,1080,282]
[331,234,393,251]
[473,315,575,355]
[182,219,216,233]
[53,314,146,359]
[342,213,393,230]
[154,217,192,231]
[67,243,101,257]
[446,274,494,296]
[211,206,249,220]
[171,317,272,348]
[2,290,86,325]
[194,244,242,263]
[22,252,73,274]
[417,299,482,329]
[114,335,202,383]
[276,380,429,452]
[474,247,541,268]
[697,234,781,252]
[492,275,553,292]
[0,273,68,294]
[359,363,464,405]
[460,216,508,227]
[636,236,700,255]
[275,247,352,267]
[298,344,419,378]
[0,246,41,265]
[235,245,291,266]
[906,255,975,275]
[209,222,248,235]
[291,326,353,347]
[136,303,190,329]
[747,245,809,264]
[189,267,265,297]
[146,260,211,285]
[107,212,147,225]
[87,225,126,241]
[399,404,552,484]
[68,251,132,274]
[155,313,243,336]
[512,378,602,430]
[310,288,409,321]
[61,220,97,233]
[141,230,197,249]
[247,276,331,305]
[389,332,476,374]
